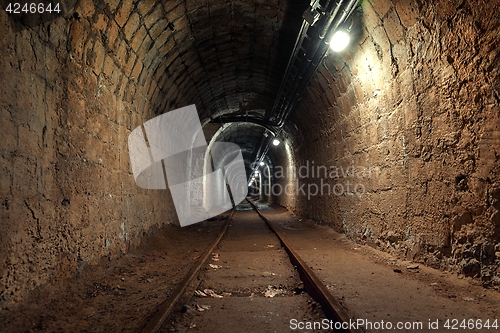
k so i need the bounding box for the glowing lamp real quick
[330,30,349,52]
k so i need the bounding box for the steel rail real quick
[143,201,361,333]
[247,200,361,333]
[141,209,234,333]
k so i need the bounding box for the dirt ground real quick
[161,206,325,332]
[0,218,227,333]
[1,205,499,333]
[263,206,500,333]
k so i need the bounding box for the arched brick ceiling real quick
[64,0,308,167]
[75,0,307,120]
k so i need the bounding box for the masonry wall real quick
[290,0,500,287]
[0,2,180,307]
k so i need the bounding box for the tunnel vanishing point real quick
[1,0,500,308]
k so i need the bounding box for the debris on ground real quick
[196,304,210,312]
[195,289,227,298]
[263,285,283,298]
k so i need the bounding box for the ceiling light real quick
[259,161,265,166]
[330,30,350,52]
[272,139,280,146]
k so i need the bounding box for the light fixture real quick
[330,30,350,52]
[272,139,280,146]
[259,161,265,166]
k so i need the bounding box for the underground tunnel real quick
[1,0,499,332]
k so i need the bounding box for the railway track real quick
[142,200,359,333]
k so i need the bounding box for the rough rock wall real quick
[291,0,500,287]
[0,2,178,307]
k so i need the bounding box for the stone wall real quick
[290,0,500,287]
[0,2,178,307]
[0,0,306,307]
[271,125,304,212]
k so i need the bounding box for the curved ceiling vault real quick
[113,0,309,165]
[141,0,307,123]
[55,0,309,172]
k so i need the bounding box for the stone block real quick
[144,5,163,29]
[104,0,119,12]
[383,8,406,44]
[69,18,86,61]
[130,25,147,52]
[106,20,119,50]
[124,12,140,41]
[94,13,108,32]
[115,1,134,27]
[149,18,168,40]
[114,39,128,67]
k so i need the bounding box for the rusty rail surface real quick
[141,210,234,333]
[247,199,361,333]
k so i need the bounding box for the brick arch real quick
[68,0,305,124]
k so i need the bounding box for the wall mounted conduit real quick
[210,0,360,181]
